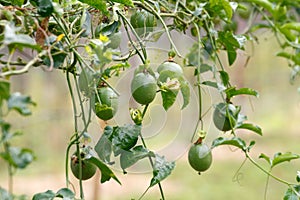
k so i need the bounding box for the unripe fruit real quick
[213,102,237,131]
[94,87,118,120]
[157,61,183,75]
[188,143,212,173]
[70,153,97,180]
[130,10,157,36]
[131,72,157,105]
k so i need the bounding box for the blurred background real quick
[0,29,300,200]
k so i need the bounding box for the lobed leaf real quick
[8,92,36,116]
[32,190,56,200]
[283,185,300,200]
[150,155,175,187]
[120,145,154,171]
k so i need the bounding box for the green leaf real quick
[150,155,175,187]
[111,124,141,156]
[33,0,54,17]
[194,64,213,75]
[225,87,259,99]
[4,23,39,50]
[211,137,247,151]
[201,81,219,89]
[78,0,108,15]
[0,147,34,169]
[120,145,154,171]
[32,190,56,200]
[7,0,23,6]
[219,70,230,86]
[180,80,190,109]
[0,81,10,106]
[80,10,92,37]
[0,187,13,200]
[87,156,121,184]
[272,152,300,168]
[111,0,134,6]
[283,185,300,200]
[259,153,272,165]
[236,123,262,136]
[55,188,75,198]
[94,126,113,163]
[161,89,177,111]
[8,92,36,116]
[227,46,237,66]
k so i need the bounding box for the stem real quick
[134,1,182,57]
[0,50,47,78]
[191,23,204,142]
[66,71,84,199]
[117,10,147,63]
[139,104,165,200]
[245,152,293,186]
[264,169,271,200]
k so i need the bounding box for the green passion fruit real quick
[157,61,183,75]
[213,102,238,132]
[188,143,212,173]
[70,153,97,180]
[130,10,157,36]
[131,72,157,105]
[93,87,118,121]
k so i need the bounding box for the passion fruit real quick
[157,61,183,75]
[188,143,212,173]
[131,72,157,105]
[130,10,157,36]
[93,87,118,120]
[213,102,238,131]
[70,153,97,180]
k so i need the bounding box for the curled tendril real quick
[232,157,247,186]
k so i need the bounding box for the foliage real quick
[0,0,300,199]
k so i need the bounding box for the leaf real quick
[94,126,113,163]
[283,185,300,200]
[0,81,10,106]
[111,0,134,6]
[55,188,75,199]
[259,153,272,165]
[225,87,259,99]
[201,81,218,89]
[211,137,247,151]
[8,0,23,6]
[32,190,56,200]
[111,124,141,156]
[272,152,300,168]
[219,70,230,86]
[150,155,175,187]
[180,80,190,109]
[120,145,154,171]
[33,0,54,17]
[194,64,213,75]
[80,10,92,37]
[0,147,35,169]
[227,45,237,66]
[87,156,121,184]
[4,23,39,50]
[78,0,108,15]
[236,123,263,136]
[8,92,36,116]
[0,187,13,200]
[161,89,177,111]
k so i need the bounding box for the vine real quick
[0,0,300,199]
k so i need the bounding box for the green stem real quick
[139,104,165,200]
[117,10,147,63]
[134,1,182,57]
[191,23,204,142]
[66,71,84,199]
[264,169,271,200]
[245,152,293,186]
